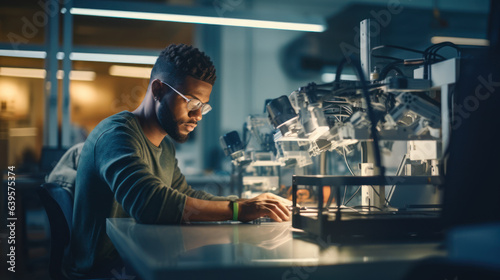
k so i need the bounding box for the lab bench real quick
[106,218,446,280]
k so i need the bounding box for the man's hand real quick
[238,193,291,222]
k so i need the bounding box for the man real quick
[68,44,290,279]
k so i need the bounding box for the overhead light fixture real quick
[70,52,157,64]
[109,65,152,78]
[0,49,46,59]
[0,67,46,79]
[0,50,157,65]
[431,36,489,46]
[69,1,325,32]
[9,127,38,137]
[0,67,96,81]
[70,8,325,32]
[57,70,96,81]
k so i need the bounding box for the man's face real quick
[156,76,212,143]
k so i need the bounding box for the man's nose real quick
[189,108,203,121]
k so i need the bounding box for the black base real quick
[293,211,444,244]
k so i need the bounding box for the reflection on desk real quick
[106,218,446,280]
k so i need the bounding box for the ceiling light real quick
[0,67,46,79]
[57,70,96,81]
[69,3,325,32]
[0,49,157,65]
[431,36,489,46]
[0,49,46,59]
[0,67,96,81]
[109,65,152,78]
[70,52,157,64]
[9,127,38,137]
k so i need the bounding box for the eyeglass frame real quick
[160,81,212,115]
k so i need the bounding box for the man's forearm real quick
[182,193,291,223]
[182,196,233,222]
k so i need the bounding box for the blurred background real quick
[0,0,490,279]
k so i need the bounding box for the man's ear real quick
[151,79,163,101]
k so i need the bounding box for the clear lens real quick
[201,104,212,115]
[187,99,212,115]
[187,100,202,111]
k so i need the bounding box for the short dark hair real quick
[151,44,216,85]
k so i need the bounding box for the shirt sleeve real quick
[94,126,187,224]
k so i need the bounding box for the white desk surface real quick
[106,218,446,280]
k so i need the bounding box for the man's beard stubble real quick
[157,101,189,143]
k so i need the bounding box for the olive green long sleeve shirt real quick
[68,111,226,278]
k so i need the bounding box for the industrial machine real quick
[220,115,283,198]
[221,18,467,241]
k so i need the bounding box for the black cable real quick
[372,44,446,61]
[342,146,392,207]
[370,185,391,206]
[335,55,384,175]
[340,148,365,207]
[371,54,404,61]
[343,186,361,205]
[325,188,335,209]
[333,55,385,206]
[333,58,346,91]
[422,42,461,79]
[386,66,405,78]
[377,61,405,81]
[442,83,456,161]
[424,42,460,61]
